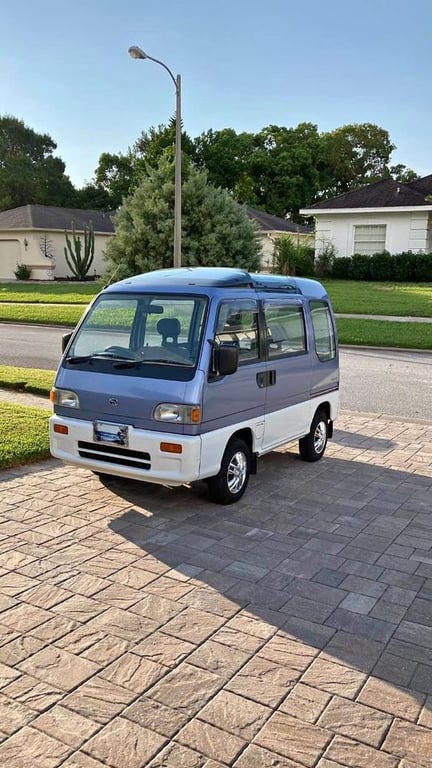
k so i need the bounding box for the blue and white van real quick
[50,267,339,504]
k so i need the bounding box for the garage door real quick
[0,240,21,279]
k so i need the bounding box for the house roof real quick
[244,206,313,234]
[0,204,115,233]
[0,203,313,236]
[303,174,432,211]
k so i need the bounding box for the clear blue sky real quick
[1,0,430,188]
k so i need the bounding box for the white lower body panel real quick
[49,391,339,487]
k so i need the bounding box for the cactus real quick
[64,221,95,279]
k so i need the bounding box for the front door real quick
[261,298,313,450]
[201,298,267,450]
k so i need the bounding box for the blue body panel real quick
[53,268,338,439]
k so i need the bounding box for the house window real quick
[353,225,386,255]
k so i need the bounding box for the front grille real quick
[78,441,151,470]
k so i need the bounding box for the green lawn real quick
[0,402,51,469]
[0,303,85,326]
[323,280,432,316]
[0,366,55,396]
[337,318,432,350]
[0,282,100,304]
[1,279,431,317]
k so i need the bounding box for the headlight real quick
[154,403,201,424]
[50,388,80,408]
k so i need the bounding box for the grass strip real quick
[0,303,84,326]
[0,282,100,304]
[336,318,432,350]
[0,402,51,470]
[323,280,432,316]
[0,366,55,396]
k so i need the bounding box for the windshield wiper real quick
[114,358,191,369]
[66,352,137,365]
[66,354,95,364]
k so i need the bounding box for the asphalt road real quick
[1,323,431,420]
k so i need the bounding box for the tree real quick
[389,164,419,184]
[71,183,113,211]
[193,128,258,203]
[135,119,195,168]
[104,153,262,280]
[318,123,396,197]
[250,123,322,219]
[0,115,75,211]
[93,151,136,209]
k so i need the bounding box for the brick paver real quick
[0,410,431,766]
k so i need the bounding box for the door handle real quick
[256,371,267,388]
[256,371,277,388]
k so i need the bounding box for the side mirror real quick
[217,344,239,376]
[62,332,73,353]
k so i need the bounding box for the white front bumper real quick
[49,415,202,486]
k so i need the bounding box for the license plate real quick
[93,421,129,447]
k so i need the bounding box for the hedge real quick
[318,251,432,281]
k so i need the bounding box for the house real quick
[0,202,314,281]
[0,205,114,280]
[244,206,314,270]
[300,175,432,259]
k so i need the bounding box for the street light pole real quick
[128,46,182,268]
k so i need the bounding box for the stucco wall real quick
[0,229,112,280]
[314,211,431,258]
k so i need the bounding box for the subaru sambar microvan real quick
[50,267,339,504]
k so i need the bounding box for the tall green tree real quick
[251,123,322,218]
[318,123,396,197]
[193,128,258,203]
[93,151,136,209]
[0,115,74,211]
[104,153,261,280]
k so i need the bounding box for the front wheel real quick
[299,410,328,462]
[206,438,251,505]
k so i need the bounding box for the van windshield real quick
[65,293,207,375]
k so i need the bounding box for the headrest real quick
[156,318,181,337]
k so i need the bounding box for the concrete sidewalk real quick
[0,411,431,766]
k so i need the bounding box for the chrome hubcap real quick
[227,451,247,494]
[314,421,327,454]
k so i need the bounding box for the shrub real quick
[414,252,432,281]
[14,264,32,280]
[314,242,336,277]
[369,251,393,280]
[331,257,352,279]
[351,254,371,280]
[272,236,314,276]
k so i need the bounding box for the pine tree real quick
[104,154,262,280]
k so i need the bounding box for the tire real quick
[299,410,328,462]
[206,438,251,505]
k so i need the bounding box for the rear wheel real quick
[299,410,328,462]
[206,438,251,505]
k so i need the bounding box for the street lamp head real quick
[128,46,148,60]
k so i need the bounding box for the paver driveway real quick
[0,410,431,767]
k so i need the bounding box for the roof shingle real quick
[303,175,432,211]
[0,204,115,232]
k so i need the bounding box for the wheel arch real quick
[228,427,257,474]
[313,401,333,438]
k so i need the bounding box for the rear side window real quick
[264,303,307,358]
[310,301,336,361]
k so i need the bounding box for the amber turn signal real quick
[160,442,182,454]
[53,424,69,435]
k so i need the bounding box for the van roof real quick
[105,268,328,300]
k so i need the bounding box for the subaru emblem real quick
[108,398,119,407]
